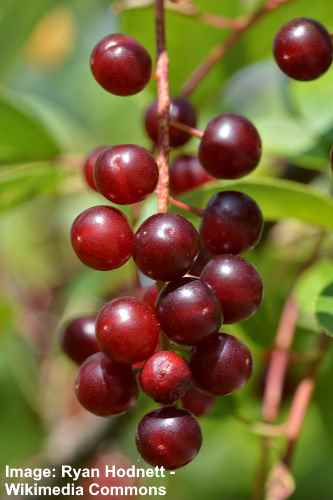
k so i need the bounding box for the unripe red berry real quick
[157,278,222,345]
[71,206,134,271]
[75,352,138,416]
[190,333,252,395]
[274,18,333,81]
[61,315,99,364]
[199,113,262,179]
[144,98,197,148]
[136,406,202,469]
[139,351,192,404]
[90,34,152,96]
[201,255,263,324]
[134,213,199,282]
[96,297,159,364]
[94,145,159,205]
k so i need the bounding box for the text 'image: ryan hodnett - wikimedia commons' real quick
[1,0,333,499]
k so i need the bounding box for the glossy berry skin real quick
[190,333,253,395]
[157,278,222,345]
[96,297,159,364]
[189,244,212,277]
[134,213,199,282]
[170,155,213,195]
[273,18,333,81]
[136,406,202,469]
[181,386,215,417]
[75,352,138,416]
[199,113,262,179]
[83,146,108,191]
[201,255,263,324]
[144,98,197,148]
[61,315,99,364]
[95,145,159,205]
[200,191,263,255]
[90,33,152,96]
[139,351,192,404]
[71,206,134,271]
[139,284,159,309]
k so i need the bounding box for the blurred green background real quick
[1,0,333,498]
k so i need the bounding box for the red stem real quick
[170,120,203,138]
[155,0,171,213]
[169,196,204,216]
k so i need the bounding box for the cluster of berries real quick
[62,16,333,470]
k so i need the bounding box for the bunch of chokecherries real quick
[61,18,333,470]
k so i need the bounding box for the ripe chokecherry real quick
[144,97,197,148]
[190,333,253,395]
[157,278,222,345]
[189,244,212,277]
[200,191,263,255]
[61,315,99,364]
[134,213,199,281]
[199,113,262,179]
[181,386,215,417]
[170,155,213,195]
[71,206,134,271]
[90,33,152,96]
[75,352,138,416]
[96,297,159,364]
[201,255,263,323]
[94,145,159,205]
[138,284,159,309]
[139,351,192,404]
[136,406,202,469]
[274,18,333,81]
[83,146,108,191]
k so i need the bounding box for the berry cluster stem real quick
[180,0,295,97]
[155,0,171,213]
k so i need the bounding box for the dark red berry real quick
[94,145,159,205]
[75,352,138,416]
[134,213,199,281]
[181,386,215,417]
[83,146,108,191]
[96,297,159,364]
[157,278,222,345]
[201,255,263,323]
[139,351,192,404]
[139,284,159,309]
[61,315,99,364]
[273,18,333,81]
[144,98,197,148]
[189,244,212,277]
[200,191,263,255]
[190,333,252,395]
[90,33,152,96]
[170,155,213,195]
[136,406,202,469]
[199,113,262,179]
[71,206,134,271]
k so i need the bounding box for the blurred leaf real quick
[0,93,60,165]
[0,163,67,211]
[0,0,60,75]
[315,283,333,337]
[295,260,333,333]
[180,177,333,230]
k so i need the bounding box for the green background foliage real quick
[1,0,333,498]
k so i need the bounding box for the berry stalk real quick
[155,0,171,213]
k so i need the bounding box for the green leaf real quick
[295,260,333,333]
[0,0,60,75]
[0,163,67,211]
[179,177,333,230]
[316,283,333,337]
[0,93,60,165]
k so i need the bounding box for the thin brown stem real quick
[180,0,294,97]
[262,296,299,423]
[170,120,203,138]
[169,196,204,216]
[155,0,171,213]
[282,333,331,468]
